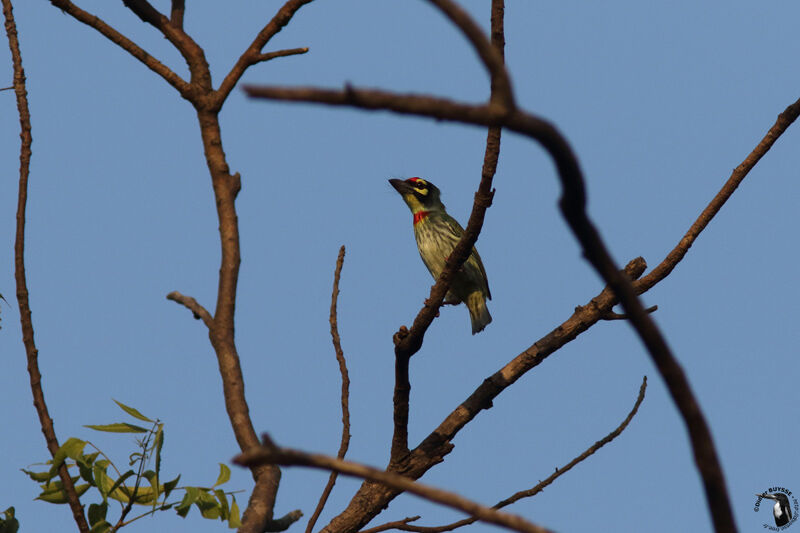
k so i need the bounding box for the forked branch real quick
[235,435,553,533]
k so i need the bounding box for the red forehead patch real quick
[409,177,423,182]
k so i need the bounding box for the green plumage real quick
[389,177,492,334]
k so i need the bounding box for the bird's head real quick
[389,177,444,215]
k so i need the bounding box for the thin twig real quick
[306,246,351,533]
[166,290,214,328]
[601,305,657,321]
[215,0,316,108]
[4,0,89,530]
[48,0,191,96]
[400,377,647,533]
[635,95,800,293]
[359,516,420,533]
[235,435,553,533]
[253,47,309,64]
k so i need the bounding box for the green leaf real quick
[228,497,241,529]
[142,470,160,509]
[112,399,154,423]
[214,489,229,520]
[213,463,231,488]
[105,470,135,502]
[175,487,199,517]
[36,483,91,504]
[162,475,180,500]
[84,423,148,433]
[0,507,19,533]
[196,490,220,519]
[21,468,55,483]
[154,425,164,487]
[52,438,86,473]
[89,521,111,533]
[87,502,108,526]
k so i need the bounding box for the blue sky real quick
[1,1,799,532]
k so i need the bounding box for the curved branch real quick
[166,291,214,328]
[401,377,648,533]
[425,0,513,109]
[48,0,191,96]
[4,1,89,530]
[215,0,316,108]
[306,246,352,533]
[235,436,553,533]
[635,95,800,293]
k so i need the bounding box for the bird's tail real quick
[466,291,492,334]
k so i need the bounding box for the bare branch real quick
[635,95,800,293]
[48,0,191,96]
[601,305,657,321]
[253,47,309,64]
[215,0,316,108]
[306,246,351,533]
[235,436,554,533]
[401,377,648,533]
[360,516,420,533]
[166,290,214,328]
[4,0,89,530]
[121,0,164,26]
[425,0,512,109]
[170,0,184,28]
[265,509,304,532]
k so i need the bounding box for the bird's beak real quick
[758,493,778,501]
[389,178,412,195]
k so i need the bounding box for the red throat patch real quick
[413,211,430,225]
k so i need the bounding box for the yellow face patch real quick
[403,193,426,213]
[408,178,428,195]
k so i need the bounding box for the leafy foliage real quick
[23,401,241,531]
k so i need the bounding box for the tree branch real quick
[4,0,89,530]
[235,436,553,533]
[306,246,352,533]
[400,377,647,533]
[169,0,184,29]
[360,516,420,533]
[48,0,191,96]
[634,95,800,293]
[253,47,309,64]
[166,290,214,328]
[215,0,316,108]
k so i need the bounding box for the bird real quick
[758,492,792,527]
[389,177,491,334]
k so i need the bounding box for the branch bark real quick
[5,0,89,530]
[306,246,352,533]
[235,436,553,533]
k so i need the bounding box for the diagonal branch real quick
[166,290,214,329]
[4,1,89,530]
[400,377,648,533]
[306,246,352,533]
[635,95,800,293]
[48,0,191,96]
[215,0,316,108]
[425,0,513,109]
[235,435,554,533]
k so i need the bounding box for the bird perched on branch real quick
[389,177,491,334]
